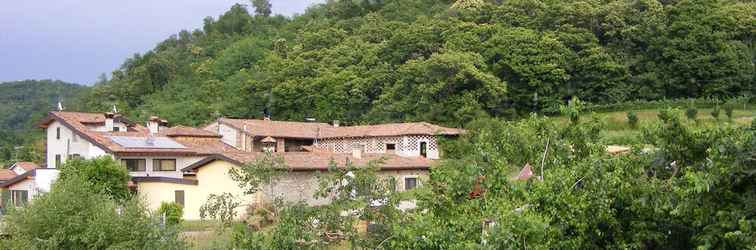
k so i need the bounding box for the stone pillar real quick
[276,138,285,152]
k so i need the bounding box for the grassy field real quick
[551,108,756,145]
[179,219,358,249]
[179,220,232,250]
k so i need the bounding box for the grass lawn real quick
[180,220,233,250]
[550,108,756,145]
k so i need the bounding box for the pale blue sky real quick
[0,0,322,85]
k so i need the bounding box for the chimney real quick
[104,112,115,132]
[147,116,161,134]
[352,144,364,159]
[332,120,340,127]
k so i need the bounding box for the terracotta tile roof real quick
[0,169,17,181]
[183,151,434,172]
[0,169,34,188]
[12,162,38,172]
[160,126,221,138]
[39,112,140,129]
[217,118,331,139]
[217,118,464,139]
[38,112,205,156]
[319,122,464,138]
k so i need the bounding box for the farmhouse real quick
[1,111,462,219]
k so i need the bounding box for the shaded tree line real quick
[80,0,753,127]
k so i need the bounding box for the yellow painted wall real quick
[136,159,431,220]
[137,160,257,220]
[137,182,198,219]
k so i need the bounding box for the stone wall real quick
[314,135,440,159]
[260,169,429,206]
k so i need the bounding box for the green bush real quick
[686,107,698,121]
[724,104,735,120]
[0,176,185,249]
[627,111,639,129]
[58,156,130,200]
[158,202,184,226]
[711,105,721,120]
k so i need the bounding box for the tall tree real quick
[251,0,272,17]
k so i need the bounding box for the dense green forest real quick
[81,0,755,127]
[0,80,88,166]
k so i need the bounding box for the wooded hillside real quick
[0,80,88,165]
[80,0,755,127]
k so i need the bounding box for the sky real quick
[0,0,323,85]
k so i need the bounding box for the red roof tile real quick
[217,118,331,139]
[0,169,17,181]
[319,122,464,138]
[160,126,221,138]
[39,112,201,155]
[217,118,464,139]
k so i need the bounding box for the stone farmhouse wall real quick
[261,169,429,206]
[314,135,440,159]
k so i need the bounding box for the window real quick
[55,154,61,168]
[404,177,418,191]
[113,127,120,132]
[153,159,176,171]
[56,127,61,140]
[72,134,78,142]
[11,190,28,207]
[175,190,185,206]
[386,143,396,152]
[122,159,146,172]
[419,142,427,158]
[69,154,81,160]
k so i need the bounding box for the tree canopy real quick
[77,0,754,127]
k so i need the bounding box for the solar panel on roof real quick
[110,136,186,149]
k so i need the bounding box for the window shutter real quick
[19,191,28,207]
[1,189,10,208]
[174,190,185,206]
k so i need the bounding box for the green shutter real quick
[1,189,10,207]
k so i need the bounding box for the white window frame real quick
[403,175,419,191]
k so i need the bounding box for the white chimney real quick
[147,116,160,134]
[352,144,364,159]
[333,120,340,127]
[105,112,115,132]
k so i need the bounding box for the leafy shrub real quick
[58,156,130,200]
[0,176,185,249]
[230,223,269,249]
[686,106,698,121]
[158,202,184,226]
[200,192,241,228]
[711,105,720,120]
[724,104,734,120]
[627,111,639,129]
